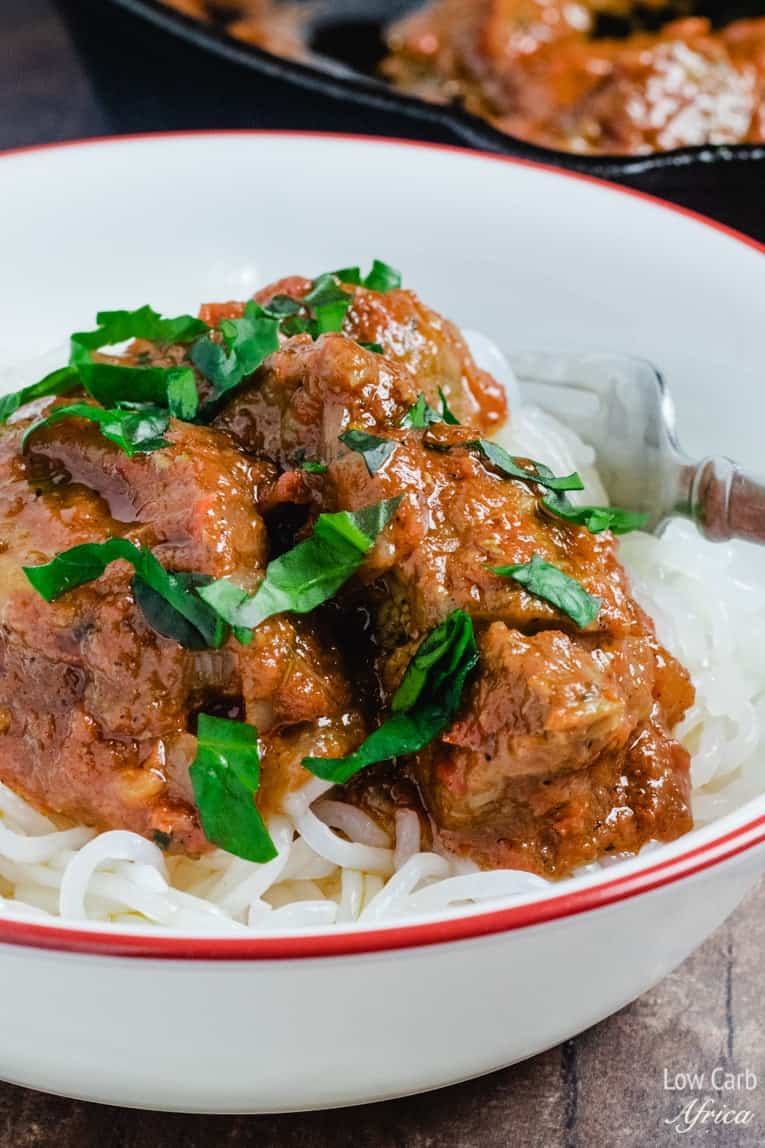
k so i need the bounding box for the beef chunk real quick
[412,624,693,874]
[0,412,363,851]
[215,278,506,457]
[215,333,420,467]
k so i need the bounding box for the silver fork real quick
[511,350,765,544]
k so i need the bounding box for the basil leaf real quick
[303,610,477,784]
[69,306,207,412]
[167,370,200,420]
[391,610,476,714]
[199,496,403,632]
[0,366,80,427]
[359,342,384,355]
[471,440,584,493]
[314,298,353,335]
[21,403,170,457]
[339,429,397,475]
[438,388,460,425]
[303,275,353,335]
[269,261,399,345]
[92,306,208,346]
[192,301,280,400]
[401,393,442,429]
[219,306,280,375]
[23,539,228,649]
[336,497,403,543]
[490,554,601,628]
[132,571,227,651]
[304,708,446,786]
[73,354,198,414]
[542,494,649,535]
[189,714,277,862]
[303,273,343,307]
[322,261,400,292]
[280,314,313,337]
[333,266,362,286]
[260,294,303,319]
[363,260,402,292]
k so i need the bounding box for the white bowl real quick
[0,133,763,1113]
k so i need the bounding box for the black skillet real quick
[55,0,765,238]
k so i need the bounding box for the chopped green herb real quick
[89,306,209,346]
[74,356,198,417]
[359,342,384,355]
[262,261,401,347]
[303,274,354,335]
[190,714,276,862]
[315,299,353,335]
[401,393,442,430]
[542,493,649,535]
[332,267,363,286]
[331,261,401,292]
[470,440,584,493]
[259,294,303,319]
[69,306,207,412]
[339,429,397,475]
[21,403,170,457]
[199,497,403,633]
[166,370,200,420]
[132,571,230,650]
[303,609,478,784]
[192,301,280,401]
[362,260,402,293]
[0,366,80,427]
[279,314,313,338]
[23,539,229,650]
[262,275,352,341]
[490,554,601,628]
[438,388,460,425]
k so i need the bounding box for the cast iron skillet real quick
[56,0,765,236]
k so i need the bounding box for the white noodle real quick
[405,869,549,914]
[360,854,451,921]
[314,799,392,847]
[338,868,364,923]
[216,817,294,916]
[393,809,422,871]
[59,832,168,920]
[293,809,394,876]
[253,901,338,931]
[0,823,95,865]
[280,837,338,881]
[0,781,57,834]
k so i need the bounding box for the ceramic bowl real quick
[0,133,763,1113]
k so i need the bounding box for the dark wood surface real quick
[1,4,763,1143]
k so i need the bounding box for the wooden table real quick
[1,4,763,1143]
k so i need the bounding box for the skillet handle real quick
[682,456,765,545]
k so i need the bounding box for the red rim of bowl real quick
[0,130,763,960]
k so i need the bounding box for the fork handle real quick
[682,456,765,544]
